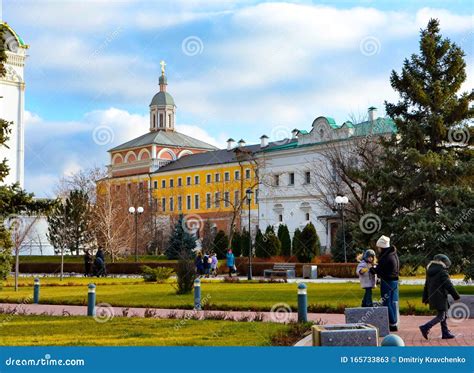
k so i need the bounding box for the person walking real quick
[210,253,218,277]
[357,249,377,307]
[371,235,400,331]
[419,254,460,340]
[226,249,235,277]
[195,251,204,276]
[203,252,211,278]
[83,250,92,277]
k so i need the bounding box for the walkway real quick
[1,302,472,346]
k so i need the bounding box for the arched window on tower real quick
[168,114,172,128]
[153,114,156,128]
[159,114,164,127]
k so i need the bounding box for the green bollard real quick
[87,283,96,316]
[33,278,40,304]
[297,282,308,323]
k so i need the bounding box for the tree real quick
[331,226,359,263]
[200,219,215,254]
[55,166,107,204]
[254,228,266,258]
[292,228,302,259]
[295,222,320,263]
[212,230,229,259]
[277,224,292,256]
[175,249,196,294]
[240,228,251,257]
[367,19,474,270]
[231,230,242,257]
[263,229,281,258]
[165,215,196,259]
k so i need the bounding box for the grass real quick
[2,277,473,314]
[0,315,291,346]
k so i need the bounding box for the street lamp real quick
[129,206,144,262]
[246,188,253,280]
[335,196,349,263]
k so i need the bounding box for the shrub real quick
[264,231,281,257]
[463,260,474,282]
[175,250,196,294]
[399,264,426,277]
[277,224,292,256]
[292,228,302,258]
[141,265,174,283]
[254,228,266,258]
[295,222,320,263]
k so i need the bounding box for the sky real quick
[2,0,473,197]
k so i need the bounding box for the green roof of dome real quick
[2,22,28,48]
[150,91,175,107]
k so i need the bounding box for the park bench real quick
[263,263,296,279]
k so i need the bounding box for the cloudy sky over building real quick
[2,0,472,197]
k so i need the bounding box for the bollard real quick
[87,283,96,316]
[381,334,405,346]
[298,282,308,323]
[33,278,40,304]
[194,278,201,310]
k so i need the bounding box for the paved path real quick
[1,303,472,346]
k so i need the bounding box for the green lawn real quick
[2,278,472,314]
[0,315,290,346]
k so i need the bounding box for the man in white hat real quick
[371,235,400,331]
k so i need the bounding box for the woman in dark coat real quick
[419,254,460,340]
[84,250,92,277]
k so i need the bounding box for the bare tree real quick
[55,166,107,203]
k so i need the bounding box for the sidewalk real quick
[1,302,472,346]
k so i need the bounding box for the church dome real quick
[150,91,175,107]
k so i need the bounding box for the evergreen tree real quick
[292,228,302,259]
[200,219,215,254]
[240,228,251,257]
[212,230,229,259]
[254,228,266,258]
[265,225,274,235]
[277,224,292,256]
[331,227,358,263]
[231,230,242,257]
[295,222,320,263]
[165,215,196,259]
[368,19,473,270]
[264,229,281,257]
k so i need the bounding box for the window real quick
[224,172,230,182]
[194,194,199,209]
[153,114,156,128]
[215,173,220,182]
[279,214,283,222]
[215,192,220,208]
[206,174,211,183]
[177,177,182,187]
[206,193,211,209]
[168,114,172,128]
[161,197,166,212]
[245,169,251,179]
[161,180,166,188]
[169,197,174,212]
[153,181,158,189]
[274,174,280,186]
[234,170,240,180]
[224,192,230,207]
[194,175,200,185]
[186,176,191,186]
[234,190,240,206]
[186,195,191,210]
[178,196,182,211]
[305,171,311,184]
[169,179,174,188]
[289,172,295,186]
[305,212,310,221]
[159,113,164,127]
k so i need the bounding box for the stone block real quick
[345,306,390,337]
[312,323,378,346]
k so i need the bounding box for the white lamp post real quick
[335,196,349,262]
[129,206,144,262]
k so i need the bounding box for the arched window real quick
[153,114,156,128]
[159,114,164,127]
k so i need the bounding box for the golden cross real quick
[160,60,166,74]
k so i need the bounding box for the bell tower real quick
[149,60,176,132]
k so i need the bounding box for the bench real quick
[263,263,296,279]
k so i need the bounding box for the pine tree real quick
[165,215,196,259]
[295,222,320,263]
[212,230,228,259]
[277,224,292,256]
[331,226,358,263]
[240,228,251,257]
[369,19,473,270]
[264,230,281,257]
[292,228,302,259]
[231,230,242,257]
[200,219,215,254]
[254,228,266,258]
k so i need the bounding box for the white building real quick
[0,22,26,187]
[257,108,395,252]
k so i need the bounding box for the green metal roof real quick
[2,22,28,48]
[150,91,175,107]
[109,130,217,152]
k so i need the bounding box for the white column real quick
[17,82,25,188]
